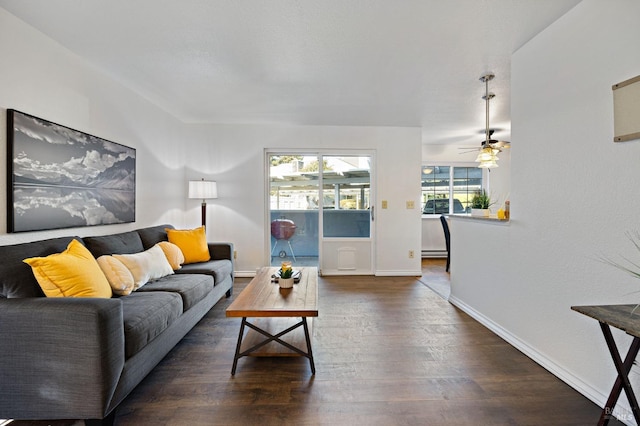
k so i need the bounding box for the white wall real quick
[0,8,190,246]
[0,8,423,277]
[450,0,640,420]
[185,124,423,275]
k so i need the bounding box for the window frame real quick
[421,163,483,216]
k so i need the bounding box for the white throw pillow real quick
[113,245,174,290]
[97,255,135,296]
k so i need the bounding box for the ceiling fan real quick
[459,73,510,167]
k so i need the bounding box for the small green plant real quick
[280,263,293,279]
[471,190,493,209]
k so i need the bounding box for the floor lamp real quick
[188,179,218,228]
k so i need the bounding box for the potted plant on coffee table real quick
[278,262,295,289]
[471,190,493,217]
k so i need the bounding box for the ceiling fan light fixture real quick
[475,146,499,162]
[478,156,499,168]
[459,73,511,160]
[475,151,491,162]
[477,73,501,169]
[458,74,510,162]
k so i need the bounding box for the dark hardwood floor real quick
[11,259,620,425]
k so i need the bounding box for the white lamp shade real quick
[188,180,218,199]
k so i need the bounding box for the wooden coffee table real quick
[226,266,318,375]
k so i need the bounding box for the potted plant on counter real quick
[471,190,493,217]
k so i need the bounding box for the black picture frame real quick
[6,109,136,232]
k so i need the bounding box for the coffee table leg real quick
[598,322,640,425]
[302,317,315,375]
[232,317,316,375]
[231,317,247,375]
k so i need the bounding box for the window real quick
[421,165,482,214]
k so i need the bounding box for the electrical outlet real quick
[406,201,415,209]
[409,250,414,259]
[382,200,388,209]
[234,250,237,260]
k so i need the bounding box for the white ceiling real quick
[0,0,582,146]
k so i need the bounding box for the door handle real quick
[371,205,375,222]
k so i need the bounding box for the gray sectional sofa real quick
[0,224,234,425]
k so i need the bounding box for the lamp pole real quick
[200,200,207,227]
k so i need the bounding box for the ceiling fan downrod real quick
[480,73,495,147]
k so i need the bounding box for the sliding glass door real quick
[268,154,321,267]
[319,155,372,274]
[267,152,374,275]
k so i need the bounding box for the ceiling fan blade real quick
[489,140,511,150]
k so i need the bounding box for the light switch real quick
[406,201,415,209]
[382,200,388,209]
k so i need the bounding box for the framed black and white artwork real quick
[6,109,136,232]
[613,74,640,142]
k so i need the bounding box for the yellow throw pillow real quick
[166,226,210,264]
[97,255,135,296]
[157,241,185,270]
[23,239,112,298]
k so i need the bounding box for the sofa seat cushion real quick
[121,291,183,359]
[137,274,213,311]
[176,259,232,286]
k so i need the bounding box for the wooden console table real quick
[571,304,640,425]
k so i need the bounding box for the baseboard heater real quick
[421,250,447,259]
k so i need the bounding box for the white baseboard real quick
[448,295,637,426]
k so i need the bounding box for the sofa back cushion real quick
[137,224,173,249]
[0,236,78,298]
[83,231,144,258]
